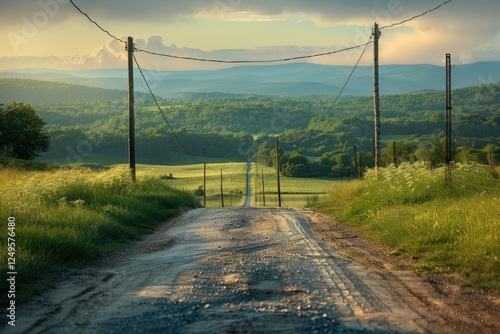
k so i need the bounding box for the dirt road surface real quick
[13,208,500,333]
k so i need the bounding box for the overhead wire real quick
[135,53,243,200]
[134,42,373,64]
[133,54,204,165]
[68,0,455,65]
[279,35,373,144]
[68,0,125,43]
[379,0,455,29]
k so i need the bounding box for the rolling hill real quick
[1,61,498,99]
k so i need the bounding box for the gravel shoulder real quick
[11,208,500,333]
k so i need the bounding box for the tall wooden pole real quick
[203,163,207,207]
[262,169,266,206]
[220,169,224,208]
[359,154,363,179]
[276,137,282,208]
[393,141,398,168]
[353,144,359,179]
[127,36,136,181]
[445,53,452,183]
[373,23,382,170]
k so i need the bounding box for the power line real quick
[133,54,204,164]
[380,0,455,29]
[69,0,453,64]
[68,0,125,43]
[280,35,373,145]
[135,54,249,179]
[134,42,373,64]
[69,0,373,64]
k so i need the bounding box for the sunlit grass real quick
[0,165,200,305]
[318,162,500,291]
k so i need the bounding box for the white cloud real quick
[1,0,499,69]
[0,35,376,70]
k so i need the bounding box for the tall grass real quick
[0,166,200,304]
[318,162,500,291]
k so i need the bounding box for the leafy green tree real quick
[281,151,309,177]
[0,101,50,160]
[331,153,354,176]
[256,142,272,166]
[270,146,285,171]
[428,134,446,168]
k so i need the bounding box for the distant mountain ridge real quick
[1,61,498,99]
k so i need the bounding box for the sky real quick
[0,0,499,71]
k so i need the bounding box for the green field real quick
[135,162,249,208]
[41,153,229,169]
[251,163,334,208]
[132,162,336,209]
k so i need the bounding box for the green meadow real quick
[135,162,336,208]
[135,162,249,208]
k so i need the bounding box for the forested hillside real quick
[0,78,151,104]
[2,78,498,176]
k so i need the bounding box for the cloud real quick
[0,35,373,70]
[130,36,370,70]
[2,0,498,27]
[1,0,499,69]
[0,38,128,70]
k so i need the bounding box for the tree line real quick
[1,82,498,175]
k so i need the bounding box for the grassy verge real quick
[0,163,200,306]
[317,162,500,291]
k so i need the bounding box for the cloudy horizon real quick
[1,0,499,71]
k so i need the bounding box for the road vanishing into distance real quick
[13,163,499,333]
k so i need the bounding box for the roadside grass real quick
[252,163,334,208]
[135,162,248,208]
[317,162,500,291]
[0,164,200,306]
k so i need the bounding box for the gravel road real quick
[13,208,500,333]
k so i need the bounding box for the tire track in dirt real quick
[12,208,498,333]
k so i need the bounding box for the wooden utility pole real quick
[220,169,224,207]
[203,163,207,207]
[276,137,282,208]
[372,136,376,167]
[262,169,266,206]
[254,168,258,206]
[445,53,452,183]
[373,23,382,170]
[393,141,398,168]
[353,144,359,179]
[127,36,136,181]
[358,154,363,179]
